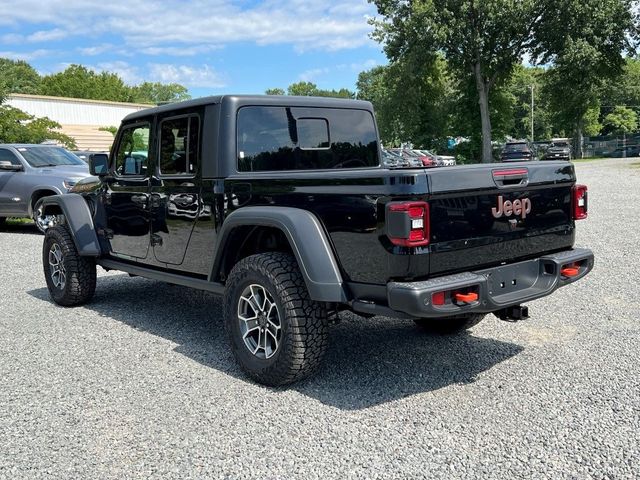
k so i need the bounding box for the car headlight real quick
[63,178,83,190]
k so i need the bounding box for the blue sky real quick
[0,0,387,98]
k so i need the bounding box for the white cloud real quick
[0,0,377,52]
[93,61,143,85]
[147,64,226,88]
[77,44,114,56]
[0,49,51,61]
[27,28,67,43]
[299,67,330,82]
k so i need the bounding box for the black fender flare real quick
[213,206,347,303]
[37,194,101,256]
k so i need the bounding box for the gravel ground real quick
[1,158,639,479]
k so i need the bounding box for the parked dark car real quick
[542,141,572,161]
[500,141,535,162]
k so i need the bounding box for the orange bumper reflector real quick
[455,292,478,303]
[561,266,580,277]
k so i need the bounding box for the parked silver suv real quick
[0,144,91,232]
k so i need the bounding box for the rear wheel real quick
[224,252,328,386]
[414,314,485,334]
[43,226,96,306]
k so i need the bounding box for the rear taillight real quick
[386,201,430,247]
[572,184,588,220]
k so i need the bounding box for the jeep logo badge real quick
[492,195,531,219]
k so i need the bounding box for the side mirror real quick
[88,153,109,176]
[0,160,23,172]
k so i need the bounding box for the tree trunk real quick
[473,63,493,163]
[574,119,584,159]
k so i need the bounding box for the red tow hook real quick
[454,292,479,303]
[561,264,580,277]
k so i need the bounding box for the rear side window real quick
[237,106,379,171]
[159,115,200,176]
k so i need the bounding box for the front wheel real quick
[43,226,96,306]
[414,314,485,334]
[224,252,328,386]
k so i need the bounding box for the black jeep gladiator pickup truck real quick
[37,95,594,385]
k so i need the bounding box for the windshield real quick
[551,142,570,148]
[19,147,85,167]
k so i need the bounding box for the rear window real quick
[237,106,379,171]
[504,143,530,152]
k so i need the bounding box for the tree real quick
[357,56,453,148]
[130,82,190,104]
[0,103,75,148]
[40,65,131,102]
[537,0,635,157]
[603,106,638,134]
[266,82,356,99]
[504,65,553,141]
[0,58,41,94]
[371,0,551,162]
[370,0,637,162]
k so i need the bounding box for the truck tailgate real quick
[425,161,576,275]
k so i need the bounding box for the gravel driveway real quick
[1,158,638,479]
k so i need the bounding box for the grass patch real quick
[5,217,34,225]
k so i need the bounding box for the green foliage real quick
[40,65,132,102]
[0,104,76,148]
[265,82,356,99]
[357,56,454,149]
[370,0,637,161]
[603,106,638,134]
[0,60,191,105]
[0,58,41,94]
[130,82,190,104]
[99,126,118,136]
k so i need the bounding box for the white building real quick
[6,94,152,151]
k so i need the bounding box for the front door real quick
[149,112,202,266]
[0,148,27,216]
[104,121,152,260]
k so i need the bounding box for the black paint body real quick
[70,95,579,308]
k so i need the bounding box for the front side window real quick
[237,106,379,171]
[0,149,21,166]
[114,124,150,176]
[159,115,200,176]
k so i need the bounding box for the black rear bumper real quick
[385,248,594,318]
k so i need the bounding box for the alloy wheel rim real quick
[48,243,66,289]
[237,284,281,359]
[35,206,56,233]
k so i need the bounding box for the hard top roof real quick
[122,94,374,123]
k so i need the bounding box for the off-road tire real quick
[224,252,328,386]
[414,314,485,334]
[43,225,96,306]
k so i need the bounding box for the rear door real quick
[149,111,202,267]
[426,163,576,275]
[103,121,153,260]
